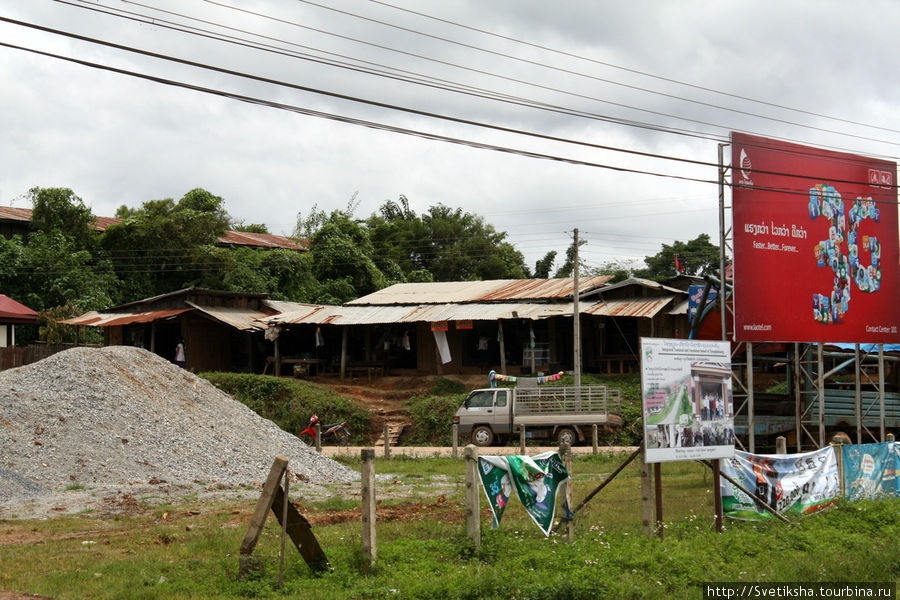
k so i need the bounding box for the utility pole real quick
[573,228,581,388]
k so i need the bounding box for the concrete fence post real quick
[775,436,787,455]
[361,449,376,572]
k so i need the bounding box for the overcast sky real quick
[1,1,898,272]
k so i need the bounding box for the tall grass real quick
[2,454,896,599]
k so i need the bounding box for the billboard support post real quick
[817,343,825,447]
[879,345,886,441]
[855,344,862,444]
[747,342,755,453]
[717,143,728,341]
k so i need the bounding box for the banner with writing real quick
[842,442,899,500]
[477,451,569,536]
[721,447,839,520]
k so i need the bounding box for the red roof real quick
[0,295,39,323]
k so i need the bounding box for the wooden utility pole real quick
[573,228,581,388]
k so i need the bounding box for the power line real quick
[369,0,900,137]
[105,0,900,153]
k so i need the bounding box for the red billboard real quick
[731,132,899,343]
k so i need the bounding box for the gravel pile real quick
[0,346,358,510]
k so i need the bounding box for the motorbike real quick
[299,414,351,444]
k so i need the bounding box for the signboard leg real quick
[712,459,723,533]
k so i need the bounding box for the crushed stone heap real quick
[0,346,358,501]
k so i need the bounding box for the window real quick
[495,390,508,407]
[466,391,494,408]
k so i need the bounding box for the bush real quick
[199,372,370,443]
[404,393,465,445]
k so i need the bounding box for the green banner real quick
[477,451,569,536]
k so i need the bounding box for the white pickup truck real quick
[453,384,623,446]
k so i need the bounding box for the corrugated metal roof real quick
[186,302,270,331]
[347,277,611,306]
[218,230,307,251]
[266,296,674,326]
[264,302,576,326]
[0,206,33,222]
[62,308,192,327]
[583,296,675,319]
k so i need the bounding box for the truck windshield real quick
[466,391,494,408]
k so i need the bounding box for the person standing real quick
[175,340,186,368]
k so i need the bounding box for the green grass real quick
[2,455,896,599]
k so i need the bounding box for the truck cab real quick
[454,388,512,446]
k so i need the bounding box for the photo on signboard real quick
[641,338,735,463]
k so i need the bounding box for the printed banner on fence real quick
[477,451,569,536]
[721,447,839,520]
[842,442,899,500]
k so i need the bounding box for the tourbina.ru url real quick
[704,583,894,599]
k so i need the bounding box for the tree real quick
[590,258,640,283]
[367,200,528,282]
[101,189,232,300]
[553,237,588,278]
[231,222,270,234]
[28,187,97,250]
[634,234,721,280]
[533,251,557,278]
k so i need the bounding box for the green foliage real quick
[37,301,80,344]
[367,200,529,282]
[404,393,465,445]
[431,378,467,395]
[635,233,721,280]
[1,492,896,599]
[199,372,370,442]
[533,250,557,278]
[28,186,97,250]
[231,222,269,234]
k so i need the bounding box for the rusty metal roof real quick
[583,296,676,318]
[186,302,271,331]
[265,295,676,327]
[217,230,307,251]
[62,308,192,327]
[347,277,612,306]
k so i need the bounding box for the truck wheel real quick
[556,427,577,447]
[472,426,494,447]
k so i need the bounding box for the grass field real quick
[1,453,897,599]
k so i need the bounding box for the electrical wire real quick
[291,0,900,146]
[370,0,900,137]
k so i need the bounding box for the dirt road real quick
[318,445,639,458]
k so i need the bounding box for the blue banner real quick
[842,442,899,500]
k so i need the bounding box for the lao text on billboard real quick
[731,132,899,343]
[641,338,735,463]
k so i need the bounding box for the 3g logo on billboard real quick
[809,184,882,325]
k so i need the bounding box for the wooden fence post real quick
[559,442,574,542]
[712,459,723,533]
[654,463,663,539]
[315,423,322,453]
[640,451,653,537]
[279,468,289,588]
[383,424,391,459]
[361,449,376,572]
[464,445,481,547]
[452,424,459,459]
[592,424,598,454]
[519,427,526,454]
